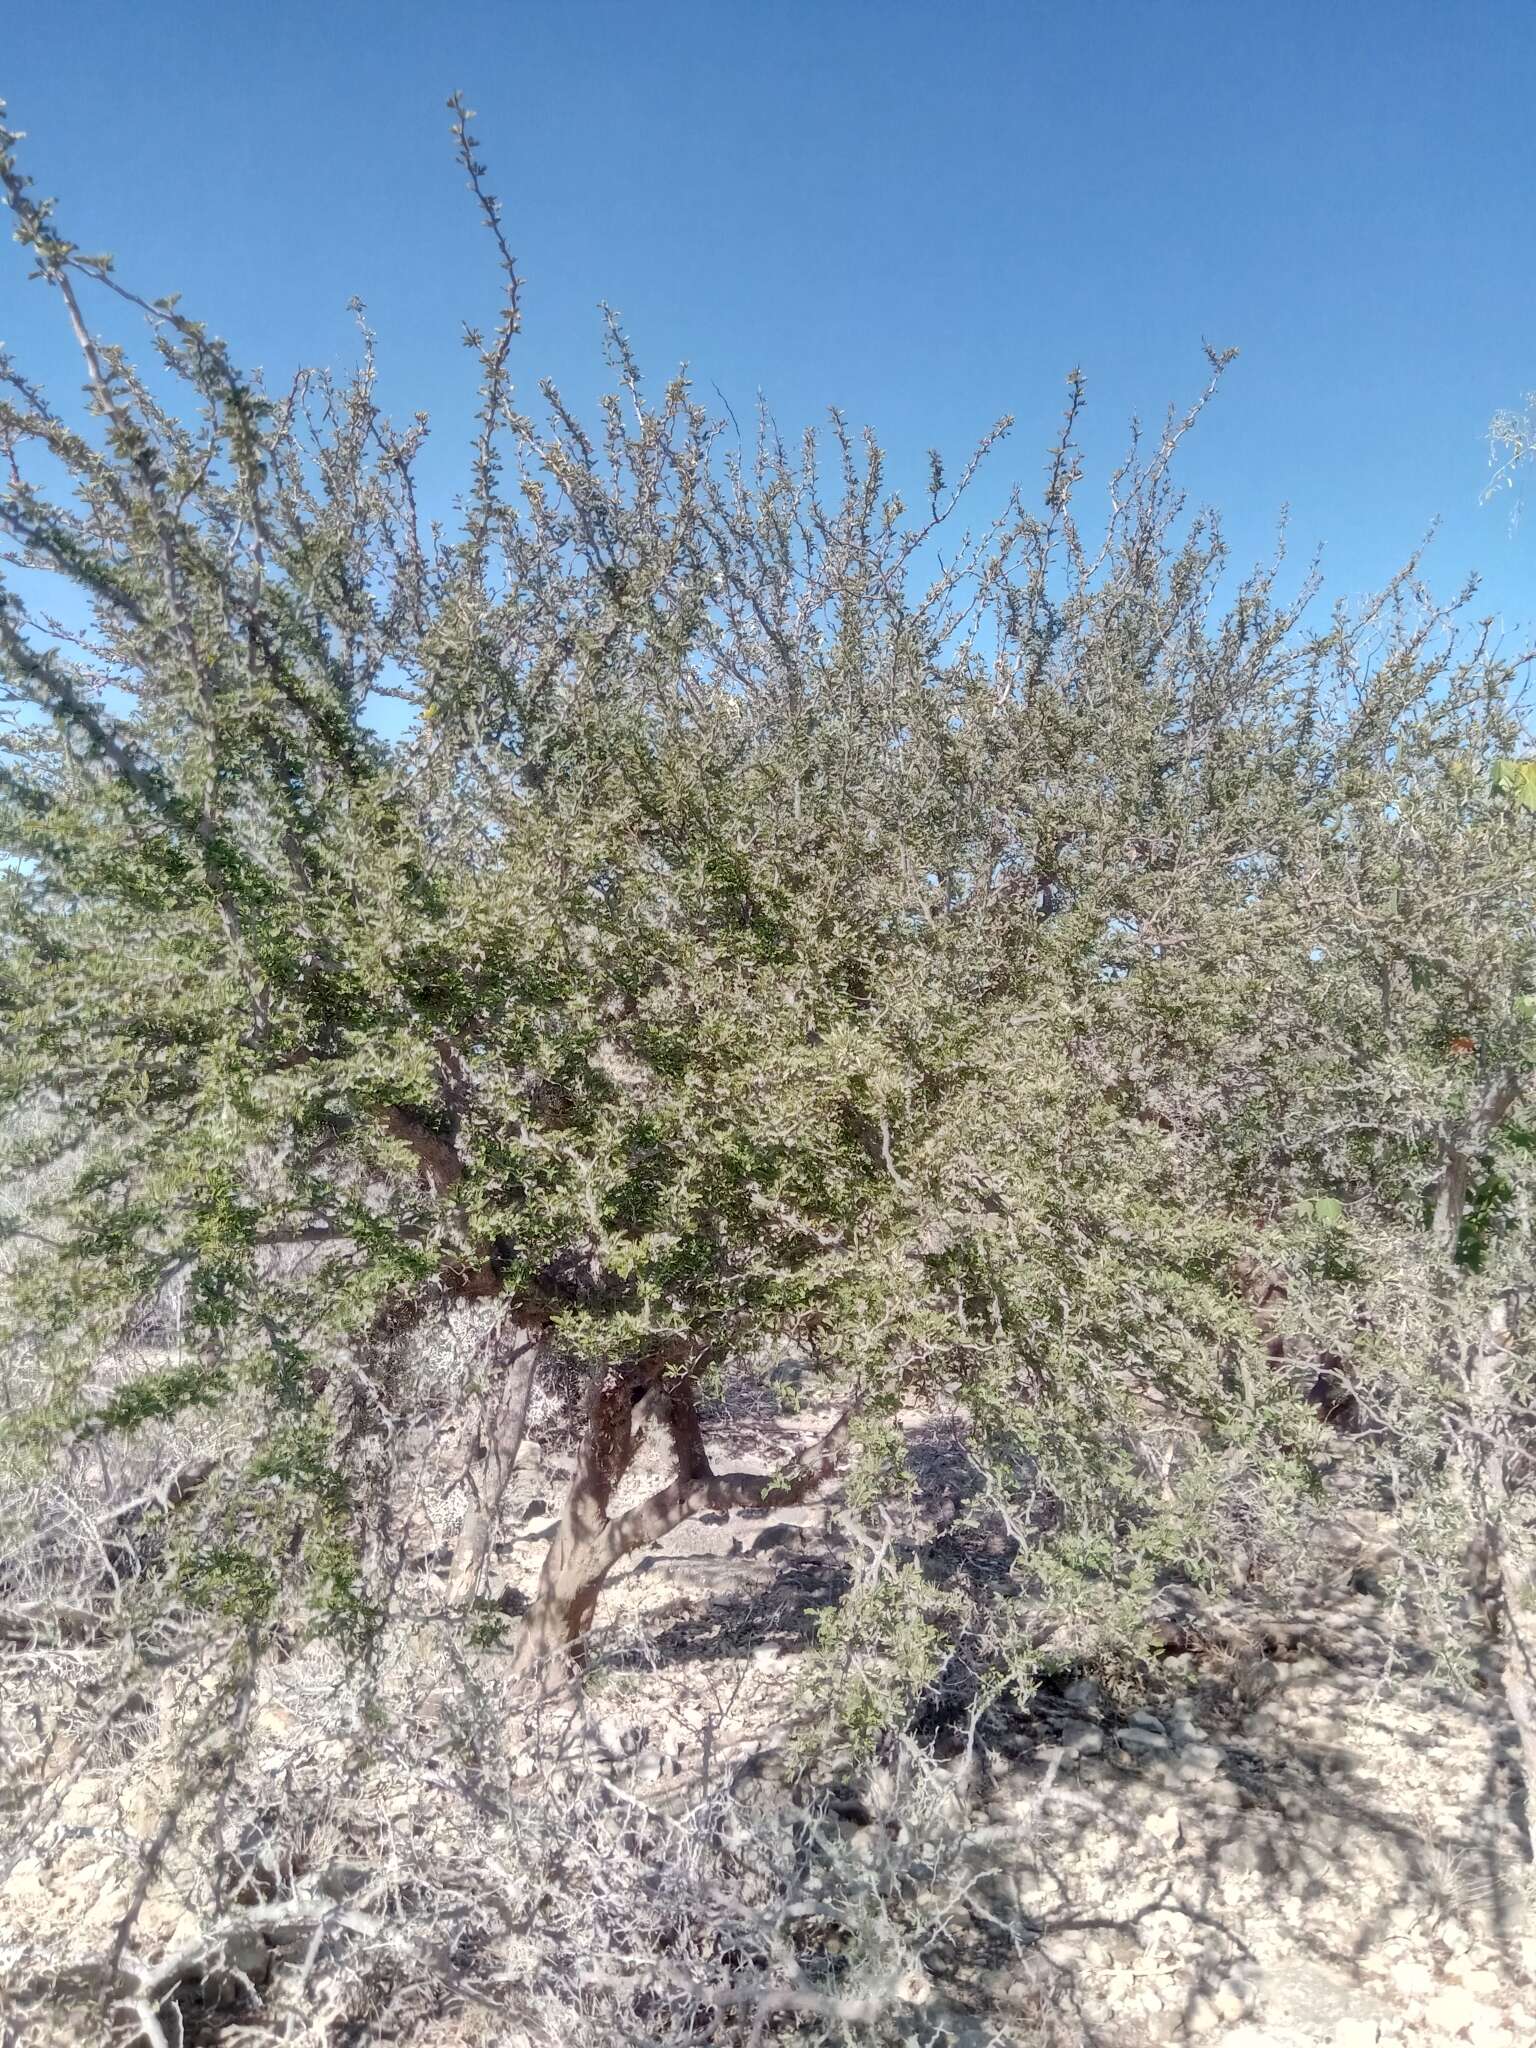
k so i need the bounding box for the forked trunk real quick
[512,1357,648,1677]
[513,1361,851,1681]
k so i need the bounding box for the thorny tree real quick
[3,100,1536,1714]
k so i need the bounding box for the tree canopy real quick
[4,100,1535,1703]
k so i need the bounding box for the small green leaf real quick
[1491,759,1536,811]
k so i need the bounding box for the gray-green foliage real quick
[3,99,1535,1689]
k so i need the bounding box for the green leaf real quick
[1491,758,1536,811]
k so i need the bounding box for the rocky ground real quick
[4,1393,1534,2046]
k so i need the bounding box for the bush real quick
[2,95,1535,1752]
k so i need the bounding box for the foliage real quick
[2,96,1536,1706]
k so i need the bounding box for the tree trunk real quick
[447,1317,547,1606]
[513,1366,851,1680]
[512,1357,649,1676]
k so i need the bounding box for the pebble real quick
[1423,1984,1483,2037]
[1179,1742,1224,1776]
[1145,1805,1182,1849]
[1117,1725,1171,1752]
[1334,2020,1380,2048]
[1451,1967,1501,1998]
[1389,1959,1435,1998]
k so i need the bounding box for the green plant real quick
[3,98,1535,1722]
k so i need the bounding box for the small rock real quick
[1452,1968,1501,1999]
[1117,1725,1171,1752]
[1390,1959,1436,1999]
[1216,1836,1263,1877]
[1146,1805,1182,1849]
[1465,2020,1510,2048]
[1203,1778,1245,1810]
[1061,1720,1103,1757]
[1129,1710,1167,1734]
[664,1520,742,1559]
[1179,1742,1224,1776]
[894,1965,932,2006]
[1333,2020,1380,2048]
[596,1718,646,1760]
[1423,1985,1482,2038]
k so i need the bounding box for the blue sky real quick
[4,0,1534,651]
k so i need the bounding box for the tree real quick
[4,98,1535,1710]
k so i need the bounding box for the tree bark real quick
[513,1370,851,1679]
[512,1357,649,1675]
[447,1317,547,1605]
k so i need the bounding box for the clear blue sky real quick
[4,0,1534,646]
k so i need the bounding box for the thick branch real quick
[601,1406,852,1567]
[382,1105,467,1194]
[1432,1066,1528,1255]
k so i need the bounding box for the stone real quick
[596,1718,647,1760]
[1117,1725,1170,1752]
[1203,1778,1246,1810]
[1389,1959,1436,1999]
[663,1520,742,1559]
[1465,2021,1510,2048]
[1216,1837,1262,1876]
[1186,1994,1222,2036]
[1423,1986,1482,2039]
[1452,1968,1501,1999]
[1333,2020,1380,2048]
[1178,1742,1224,1776]
[1061,1720,1103,1757]
[1146,1805,1182,1849]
